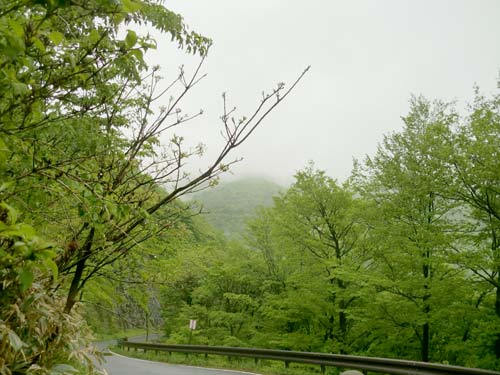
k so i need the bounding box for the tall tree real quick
[352,96,463,362]
[447,86,500,361]
[248,165,367,353]
[0,0,309,314]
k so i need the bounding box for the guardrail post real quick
[285,361,289,369]
[121,337,128,351]
[320,364,325,374]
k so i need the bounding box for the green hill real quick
[191,177,283,238]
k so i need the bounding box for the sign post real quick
[188,319,196,344]
[189,319,197,330]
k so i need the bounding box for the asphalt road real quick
[102,352,260,375]
[95,334,162,351]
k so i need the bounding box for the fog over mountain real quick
[192,177,284,237]
[145,1,500,185]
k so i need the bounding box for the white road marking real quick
[109,350,263,375]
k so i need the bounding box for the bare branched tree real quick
[56,61,310,313]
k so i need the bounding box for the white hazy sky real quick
[144,0,499,185]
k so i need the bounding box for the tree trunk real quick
[323,314,334,342]
[422,321,430,362]
[64,256,86,313]
[63,227,95,314]
[422,250,430,362]
[492,226,500,358]
[494,271,500,358]
[339,309,347,354]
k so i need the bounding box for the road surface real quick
[102,352,260,375]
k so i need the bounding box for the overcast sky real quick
[144,0,500,186]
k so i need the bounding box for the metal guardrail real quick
[117,341,500,375]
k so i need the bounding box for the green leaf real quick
[40,249,56,259]
[0,137,10,153]
[50,364,78,374]
[8,20,24,37]
[0,202,18,224]
[129,48,143,62]
[0,138,9,164]
[32,37,46,53]
[8,330,23,351]
[0,182,13,193]
[49,31,64,46]
[121,0,143,13]
[0,223,36,239]
[19,268,34,292]
[11,81,29,95]
[125,30,137,48]
[44,258,59,281]
[89,29,101,44]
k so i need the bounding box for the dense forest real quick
[0,0,499,374]
[152,92,500,369]
[90,94,500,371]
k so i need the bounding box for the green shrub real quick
[0,201,101,374]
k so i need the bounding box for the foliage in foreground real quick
[0,0,206,371]
[0,201,99,374]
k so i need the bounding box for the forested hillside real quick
[191,177,283,237]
